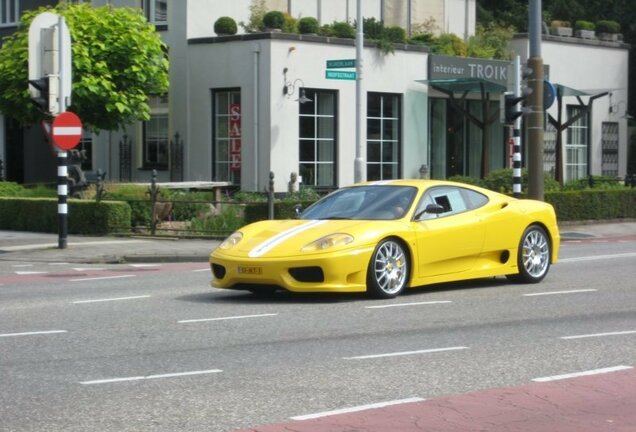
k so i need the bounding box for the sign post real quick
[30,12,74,249]
[51,111,82,249]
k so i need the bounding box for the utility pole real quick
[354,0,365,183]
[527,0,544,200]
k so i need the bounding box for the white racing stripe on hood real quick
[248,220,328,257]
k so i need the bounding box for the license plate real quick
[237,266,262,275]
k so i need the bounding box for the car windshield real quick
[300,185,417,220]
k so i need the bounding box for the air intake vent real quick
[212,264,226,279]
[289,266,324,283]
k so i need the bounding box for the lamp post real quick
[354,0,365,183]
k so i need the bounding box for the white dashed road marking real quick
[532,365,633,382]
[343,346,469,360]
[72,295,151,304]
[80,369,223,385]
[178,313,278,324]
[290,397,426,420]
[0,330,67,338]
[561,330,636,340]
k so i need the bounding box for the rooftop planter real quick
[596,20,621,42]
[550,20,573,37]
[574,20,595,39]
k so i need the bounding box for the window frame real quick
[298,88,338,190]
[142,94,169,170]
[211,88,242,184]
[144,0,167,27]
[0,0,19,28]
[366,92,402,181]
[565,105,589,183]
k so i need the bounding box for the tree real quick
[0,3,169,131]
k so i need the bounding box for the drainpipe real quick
[253,43,260,191]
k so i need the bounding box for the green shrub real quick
[363,17,384,39]
[331,21,356,39]
[447,175,485,187]
[0,197,131,234]
[384,26,406,43]
[482,168,560,194]
[596,20,620,33]
[574,20,595,31]
[281,12,297,33]
[214,16,238,35]
[263,10,285,29]
[563,175,623,191]
[546,189,636,221]
[0,181,26,196]
[407,32,435,45]
[298,17,319,34]
[189,204,245,237]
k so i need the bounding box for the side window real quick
[415,187,487,220]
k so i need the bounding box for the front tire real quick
[510,225,551,283]
[367,239,409,299]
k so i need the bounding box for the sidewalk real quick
[0,221,634,264]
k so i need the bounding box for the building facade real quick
[0,0,630,193]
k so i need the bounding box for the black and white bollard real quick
[57,150,68,249]
[512,132,522,198]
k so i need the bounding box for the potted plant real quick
[263,10,285,32]
[214,16,238,36]
[298,17,319,35]
[574,20,595,39]
[550,20,573,37]
[596,20,621,42]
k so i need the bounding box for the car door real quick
[412,186,487,279]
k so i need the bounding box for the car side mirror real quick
[415,203,445,220]
[293,204,303,218]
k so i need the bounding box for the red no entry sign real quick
[52,111,83,150]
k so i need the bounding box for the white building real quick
[0,0,630,192]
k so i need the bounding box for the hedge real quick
[0,198,131,234]
[545,189,636,221]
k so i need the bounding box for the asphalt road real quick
[1,238,635,431]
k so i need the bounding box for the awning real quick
[417,78,507,94]
[553,84,590,97]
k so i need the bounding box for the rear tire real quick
[509,225,551,283]
[366,239,409,299]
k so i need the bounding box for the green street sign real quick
[326,59,356,69]
[326,70,356,80]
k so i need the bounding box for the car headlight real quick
[218,231,243,250]
[301,233,354,252]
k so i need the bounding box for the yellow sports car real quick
[209,180,560,299]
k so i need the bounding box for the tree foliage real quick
[477,0,635,116]
[0,3,169,131]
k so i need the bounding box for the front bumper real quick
[209,246,375,293]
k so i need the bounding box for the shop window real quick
[367,92,401,181]
[0,0,19,27]
[601,122,619,177]
[299,89,337,188]
[144,0,167,26]
[143,95,169,169]
[212,89,241,184]
[565,105,588,183]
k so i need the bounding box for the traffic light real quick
[502,92,525,124]
[28,77,50,112]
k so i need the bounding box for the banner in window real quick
[229,103,241,171]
